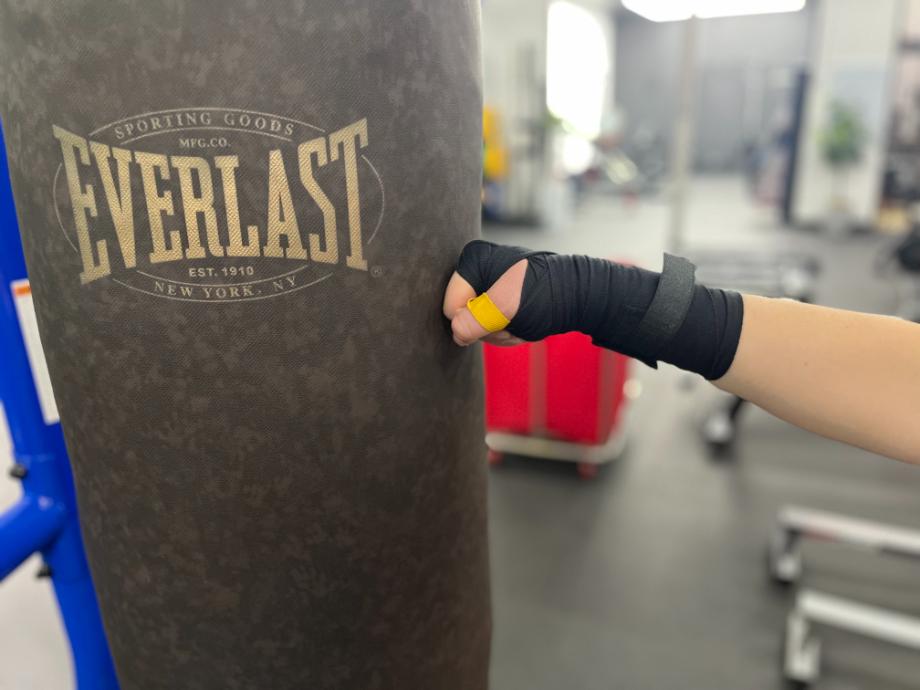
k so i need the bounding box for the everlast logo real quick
[51,108,385,302]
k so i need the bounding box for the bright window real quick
[546,1,610,139]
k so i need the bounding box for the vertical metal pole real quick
[0,119,119,689]
[668,16,699,254]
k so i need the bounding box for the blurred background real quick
[479,0,920,688]
[3,0,920,688]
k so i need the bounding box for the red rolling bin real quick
[483,332,633,479]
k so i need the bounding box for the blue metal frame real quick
[0,119,119,688]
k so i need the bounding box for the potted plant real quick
[820,101,866,235]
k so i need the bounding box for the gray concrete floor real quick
[1,176,919,689]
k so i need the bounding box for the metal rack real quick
[768,506,920,687]
[0,121,118,689]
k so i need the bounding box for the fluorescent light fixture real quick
[621,0,692,23]
[695,0,806,18]
[623,0,806,22]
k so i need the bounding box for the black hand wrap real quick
[456,241,744,380]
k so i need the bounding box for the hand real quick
[442,258,528,347]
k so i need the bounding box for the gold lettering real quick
[171,156,224,259]
[89,142,136,270]
[263,150,307,260]
[134,151,182,264]
[214,155,260,257]
[298,138,338,265]
[52,126,110,283]
[328,118,368,271]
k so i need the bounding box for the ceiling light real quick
[695,0,806,18]
[622,0,692,23]
[622,0,806,23]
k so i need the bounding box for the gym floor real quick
[2,176,919,689]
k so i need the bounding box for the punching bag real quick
[0,2,490,688]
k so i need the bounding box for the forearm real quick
[716,295,920,464]
[450,243,920,465]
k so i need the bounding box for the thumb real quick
[447,258,528,347]
[451,307,489,346]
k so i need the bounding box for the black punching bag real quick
[0,2,490,688]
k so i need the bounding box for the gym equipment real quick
[785,590,920,687]
[690,251,820,456]
[484,333,632,479]
[768,506,920,687]
[0,2,490,689]
[481,106,509,221]
[883,226,920,321]
[0,120,119,689]
[768,505,920,585]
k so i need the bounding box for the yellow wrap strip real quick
[467,293,511,333]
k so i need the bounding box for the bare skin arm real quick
[715,295,920,464]
[444,266,920,465]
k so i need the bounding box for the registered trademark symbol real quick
[370,266,384,278]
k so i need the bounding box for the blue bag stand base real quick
[0,118,119,689]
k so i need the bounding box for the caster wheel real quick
[767,544,791,588]
[767,534,802,586]
[707,439,734,459]
[782,615,820,688]
[702,411,736,459]
[577,462,599,480]
[487,449,503,466]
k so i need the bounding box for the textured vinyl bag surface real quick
[0,2,490,688]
